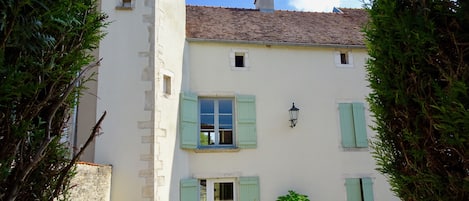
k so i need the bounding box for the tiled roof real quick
[186,6,368,46]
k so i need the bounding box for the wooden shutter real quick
[352,102,368,148]
[339,103,356,148]
[345,178,361,201]
[334,51,342,65]
[180,179,198,201]
[239,177,260,201]
[361,177,374,201]
[180,92,198,149]
[237,95,257,148]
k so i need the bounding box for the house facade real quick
[74,0,399,200]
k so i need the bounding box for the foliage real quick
[365,0,469,200]
[277,190,310,201]
[0,0,107,200]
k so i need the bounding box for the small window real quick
[163,75,171,95]
[335,51,354,67]
[122,0,131,7]
[340,52,348,64]
[230,49,249,69]
[346,178,374,201]
[235,53,245,67]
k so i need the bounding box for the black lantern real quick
[289,102,299,128]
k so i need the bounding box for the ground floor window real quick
[200,178,235,201]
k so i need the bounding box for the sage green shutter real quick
[239,177,260,201]
[180,179,198,201]
[180,93,198,149]
[236,95,257,148]
[361,178,374,201]
[345,178,361,201]
[352,102,368,148]
[339,103,356,148]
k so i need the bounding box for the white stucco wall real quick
[180,42,399,201]
[95,0,186,200]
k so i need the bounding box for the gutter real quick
[186,38,366,49]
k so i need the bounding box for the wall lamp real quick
[289,102,299,128]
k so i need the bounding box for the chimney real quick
[254,0,274,12]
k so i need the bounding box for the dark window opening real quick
[235,55,245,67]
[340,52,348,64]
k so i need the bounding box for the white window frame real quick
[335,50,354,68]
[160,69,174,97]
[230,49,250,70]
[198,98,235,148]
[201,178,236,201]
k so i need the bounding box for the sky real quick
[185,0,367,12]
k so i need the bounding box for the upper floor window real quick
[338,102,368,148]
[335,51,354,67]
[180,93,257,150]
[199,99,234,147]
[230,49,250,70]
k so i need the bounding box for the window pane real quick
[219,100,233,113]
[201,115,214,129]
[219,115,233,129]
[219,131,233,145]
[214,182,234,201]
[200,99,214,113]
[200,131,215,145]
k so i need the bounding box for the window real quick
[180,93,256,150]
[199,99,234,147]
[345,178,374,201]
[122,0,131,7]
[335,51,354,67]
[230,49,249,69]
[338,102,368,148]
[163,75,171,95]
[235,53,245,67]
[180,177,259,201]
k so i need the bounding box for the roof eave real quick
[186,38,366,49]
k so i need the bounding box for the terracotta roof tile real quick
[186,6,368,46]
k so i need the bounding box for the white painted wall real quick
[95,0,186,200]
[180,42,399,201]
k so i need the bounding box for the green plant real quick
[277,190,310,201]
[0,0,107,200]
[365,0,469,200]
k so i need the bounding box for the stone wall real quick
[68,162,112,201]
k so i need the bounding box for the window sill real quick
[194,148,240,153]
[342,147,369,152]
[115,6,133,10]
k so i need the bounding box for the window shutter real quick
[339,103,356,148]
[352,102,368,148]
[239,177,260,201]
[345,178,361,201]
[180,92,198,149]
[361,177,374,201]
[237,95,257,148]
[348,52,354,65]
[180,178,198,201]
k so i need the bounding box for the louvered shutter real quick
[180,179,198,201]
[352,102,368,148]
[339,103,356,148]
[180,92,198,149]
[345,178,361,201]
[237,95,257,148]
[239,177,260,201]
[361,178,374,201]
